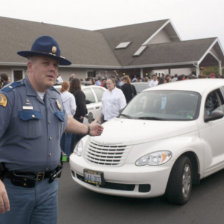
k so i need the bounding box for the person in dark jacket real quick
[69,78,87,151]
[121,75,137,103]
[0,73,9,89]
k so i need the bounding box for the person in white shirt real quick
[60,81,77,155]
[149,74,159,87]
[102,78,127,122]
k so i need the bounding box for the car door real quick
[91,86,105,120]
[82,87,97,123]
[199,88,224,174]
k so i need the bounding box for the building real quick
[0,16,223,81]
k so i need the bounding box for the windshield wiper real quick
[137,116,164,120]
[119,114,133,119]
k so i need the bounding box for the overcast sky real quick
[1,0,224,48]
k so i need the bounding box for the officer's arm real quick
[0,180,10,213]
[65,117,103,136]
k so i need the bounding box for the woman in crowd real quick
[121,75,137,103]
[60,81,77,156]
[69,78,87,151]
[102,77,126,122]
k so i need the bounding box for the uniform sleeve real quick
[0,92,13,139]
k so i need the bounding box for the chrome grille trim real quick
[85,141,130,166]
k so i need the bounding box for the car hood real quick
[93,118,198,145]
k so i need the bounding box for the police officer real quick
[0,36,103,224]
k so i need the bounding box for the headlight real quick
[135,151,172,166]
[73,139,84,156]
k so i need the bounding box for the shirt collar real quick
[24,77,57,99]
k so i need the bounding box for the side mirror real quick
[204,110,224,122]
[85,100,91,105]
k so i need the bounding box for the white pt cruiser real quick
[70,79,224,205]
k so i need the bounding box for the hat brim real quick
[17,51,71,65]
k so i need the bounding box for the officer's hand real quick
[89,119,104,136]
[0,180,10,213]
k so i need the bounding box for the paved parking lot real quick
[58,163,224,224]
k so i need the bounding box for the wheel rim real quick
[182,163,192,198]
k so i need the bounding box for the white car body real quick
[70,79,224,204]
[54,85,105,124]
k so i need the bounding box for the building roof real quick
[0,16,223,69]
[129,38,219,68]
[0,16,120,67]
[97,19,181,66]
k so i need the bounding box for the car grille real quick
[84,140,129,166]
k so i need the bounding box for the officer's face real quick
[27,56,59,92]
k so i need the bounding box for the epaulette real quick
[1,80,25,93]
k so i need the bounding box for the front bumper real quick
[69,153,171,198]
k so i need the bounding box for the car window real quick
[121,90,200,121]
[83,88,96,104]
[92,87,105,102]
[204,89,224,116]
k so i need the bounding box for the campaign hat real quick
[17,35,71,65]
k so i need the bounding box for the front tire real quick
[165,156,192,205]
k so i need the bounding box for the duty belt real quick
[4,166,62,188]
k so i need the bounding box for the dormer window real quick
[133,45,147,56]
[115,42,131,49]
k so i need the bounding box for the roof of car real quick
[145,79,224,95]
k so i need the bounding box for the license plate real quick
[84,169,104,185]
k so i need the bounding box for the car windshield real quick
[120,90,201,121]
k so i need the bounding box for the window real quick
[133,45,147,56]
[87,71,96,78]
[83,88,96,104]
[115,42,131,49]
[13,70,23,81]
[204,89,224,117]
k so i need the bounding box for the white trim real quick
[142,20,170,46]
[198,38,218,64]
[0,61,198,70]
[133,46,147,56]
[168,20,182,41]
[209,51,221,63]
[0,62,27,66]
[122,61,197,69]
[217,38,224,56]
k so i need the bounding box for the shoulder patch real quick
[0,94,7,107]
[1,80,24,93]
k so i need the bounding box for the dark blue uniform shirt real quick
[0,77,68,172]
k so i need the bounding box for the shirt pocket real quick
[18,110,42,139]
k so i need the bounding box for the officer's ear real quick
[27,58,34,72]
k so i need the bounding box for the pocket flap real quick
[18,110,42,121]
[55,111,65,121]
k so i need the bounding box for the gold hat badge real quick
[52,46,57,54]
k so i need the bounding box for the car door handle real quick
[96,107,100,109]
